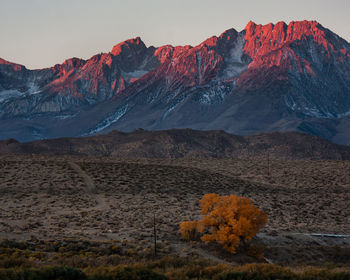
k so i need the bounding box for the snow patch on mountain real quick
[0,76,42,103]
[337,108,350,117]
[196,52,202,84]
[0,90,25,102]
[198,82,233,105]
[284,94,297,111]
[222,33,248,78]
[303,107,334,118]
[55,112,79,120]
[164,88,182,103]
[146,88,162,103]
[122,69,149,82]
[162,95,186,120]
[285,94,336,118]
[27,78,42,95]
[84,104,129,135]
[284,89,340,118]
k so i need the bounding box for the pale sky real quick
[1,0,349,69]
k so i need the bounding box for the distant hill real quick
[1,129,349,160]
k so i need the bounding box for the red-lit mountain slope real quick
[1,21,350,143]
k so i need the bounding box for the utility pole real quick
[267,151,270,177]
[153,213,157,257]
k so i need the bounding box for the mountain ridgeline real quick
[1,129,350,160]
[1,21,350,144]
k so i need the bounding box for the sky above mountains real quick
[1,0,349,69]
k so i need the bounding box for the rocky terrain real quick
[1,21,350,144]
[1,129,350,160]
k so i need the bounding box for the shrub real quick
[87,266,167,280]
[0,266,86,280]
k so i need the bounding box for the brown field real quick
[0,155,349,263]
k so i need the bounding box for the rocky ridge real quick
[1,20,350,143]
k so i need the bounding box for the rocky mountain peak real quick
[52,57,86,76]
[242,20,338,60]
[111,36,147,56]
[0,58,26,71]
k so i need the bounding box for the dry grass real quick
[0,155,349,254]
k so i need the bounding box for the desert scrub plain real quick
[0,154,350,279]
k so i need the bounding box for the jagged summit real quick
[111,36,147,56]
[1,21,350,144]
[0,57,26,71]
[0,58,13,65]
[244,20,321,30]
[244,20,331,51]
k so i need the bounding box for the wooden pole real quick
[267,151,270,177]
[154,213,157,257]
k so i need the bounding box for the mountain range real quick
[1,20,350,144]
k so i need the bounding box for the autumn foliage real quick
[180,193,268,254]
[179,221,199,241]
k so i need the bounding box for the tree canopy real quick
[180,193,268,254]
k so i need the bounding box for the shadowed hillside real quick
[1,129,350,160]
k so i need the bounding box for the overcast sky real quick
[1,0,349,69]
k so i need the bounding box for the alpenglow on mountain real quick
[1,20,350,144]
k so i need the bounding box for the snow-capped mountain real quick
[1,20,350,144]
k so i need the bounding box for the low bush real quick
[0,266,86,280]
[87,266,167,280]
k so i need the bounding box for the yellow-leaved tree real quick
[180,193,268,254]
